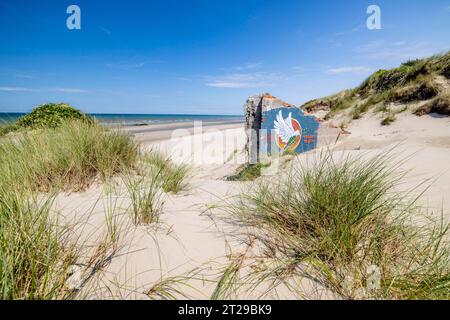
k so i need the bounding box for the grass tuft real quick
[0,188,76,299]
[0,118,140,299]
[226,163,270,182]
[414,94,450,116]
[144,152,190,194]
[0,120,138,192]
[123,169,165,225]
[381,113,396,126]
[223,152,450,299]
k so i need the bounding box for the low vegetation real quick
[0,120,139,192]
[302,51,450,122]
[0,173,124,299]
[222,152,450,299]
[0,188,76,299]
[414,93,450,116]
[124,169,165,225]
[381,113,396,126]
[0,103,94,137]
[0,103,192,298]
[16,103,93,129]
[144,152,190,194]
[226,163,270,182]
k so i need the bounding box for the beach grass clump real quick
[225,152,450,299]
[226,163,270,182]
[144,152,190,194]
[0,187,77,299]
[0,184,125,299]
[123,169,165,225]
[0,123,18,137]
[351,103,370,120]
[414,93,450,116]
[0,120,139,192]
[161,163,190,194]
[0,115,138,299]
[387,80,438,104]
[381,113,396,126]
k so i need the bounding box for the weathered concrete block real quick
[244,94,263,165]
[244,93,319,164]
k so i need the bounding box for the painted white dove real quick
[273,110,301,150]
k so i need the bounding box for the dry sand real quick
[54,114,450,299]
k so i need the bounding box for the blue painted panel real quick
[260,108,319,155]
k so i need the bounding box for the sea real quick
[0,113,244,127]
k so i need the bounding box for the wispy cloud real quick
[205,72,283,89]
[232,62,264,71]
[291,66,312,72]
[53,88,88,93]
[0,87,88,93]
[446,6,450,12]
[105,59,164,70]
[326,66,372,74]
[0,87,35,92]
[175,77,191,81]
[356,40,440,60]
[335,26,361,37]
[99,26,112,37]
[105,62,147,69]
[14,74,33,79]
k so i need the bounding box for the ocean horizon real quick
[0,112,244,126]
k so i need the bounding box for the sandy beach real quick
[48,112,450,299]
[4,1,450,304]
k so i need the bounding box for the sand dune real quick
[52,113,450,299]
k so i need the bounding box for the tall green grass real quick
[0,120,139,299]
[123,169,165,225]
[122,151,190,225]
[223,152,450,299]
[143,152,190,194]
[0,187,76,299]
[0,120,138,192]
[0,185,126,299]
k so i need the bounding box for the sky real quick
[1,0,450,115]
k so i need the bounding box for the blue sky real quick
[1,0,450,115]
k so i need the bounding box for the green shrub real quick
[16,103,93,130]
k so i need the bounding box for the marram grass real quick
[0,187,76,299]
[143,152,190,194]
[221,151,450,300]
[0,119,193,299]
[123,168,165,225]
[0,120,139,192]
